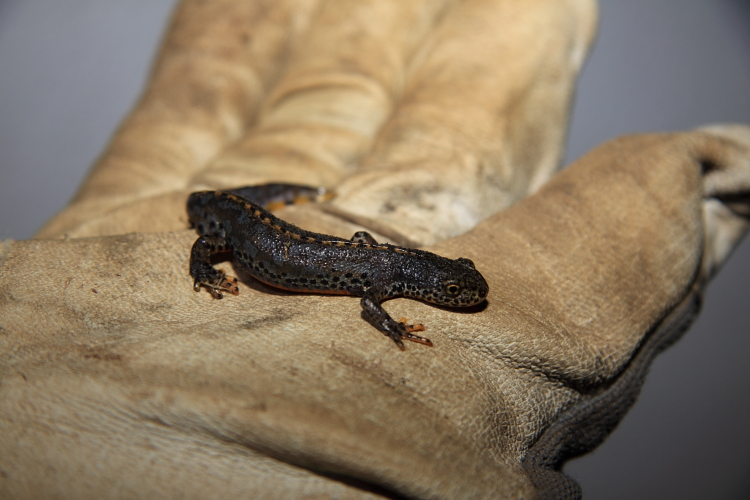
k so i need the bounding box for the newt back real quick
[188,184,489,349]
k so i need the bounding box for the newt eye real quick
[445,284,461,296]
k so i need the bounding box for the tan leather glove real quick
[36,0,596,245]
[3,1,750,499]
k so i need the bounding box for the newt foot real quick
[193,270,239,299]
[398,318,432,348]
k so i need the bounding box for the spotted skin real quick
[188,184,489,349]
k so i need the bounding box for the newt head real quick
[403,256,489,309]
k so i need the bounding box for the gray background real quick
[0,1,748,498]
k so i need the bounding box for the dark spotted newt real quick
[188,184,489,349]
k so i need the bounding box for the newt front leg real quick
[190,235,239,299]
[360,289,433,350]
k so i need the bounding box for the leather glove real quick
[3,1,749,499]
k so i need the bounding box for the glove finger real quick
[37,0,321,238]
[332,0,598,245]
[191,0,454,191]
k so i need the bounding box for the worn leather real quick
[35,0,597,245]
[2,1,750,499]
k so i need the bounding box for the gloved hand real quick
[3,1,749,499]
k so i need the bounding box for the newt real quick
[188,183,489,349]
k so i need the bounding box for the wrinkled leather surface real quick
[2,1,750,499]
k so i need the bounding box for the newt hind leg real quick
[190,235,239,299]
